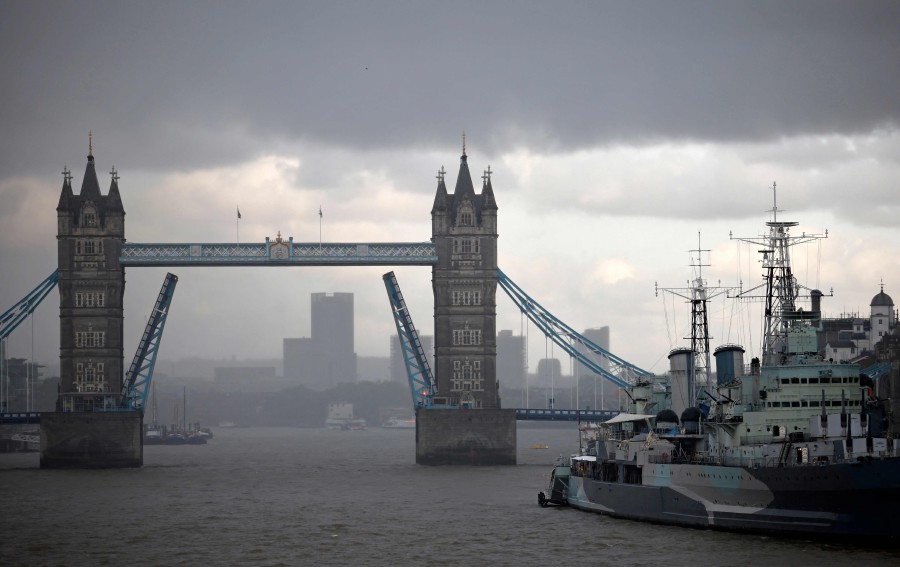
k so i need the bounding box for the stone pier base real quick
[416,408,516,465]
[40,411,143,468]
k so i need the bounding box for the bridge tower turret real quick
[431,146,500,408]
[56,141,126,411]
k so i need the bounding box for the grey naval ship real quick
[544,199,900,541]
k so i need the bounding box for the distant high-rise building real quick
[390,334,434,384]
[311,292,357,388]
[497,330,525,389]
[283,337,321,386]
[283,293,357,390]
[536,358,562,387]
[574,326,618,409]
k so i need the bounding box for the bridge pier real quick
[416,408,516,465]
[40,411,142,468]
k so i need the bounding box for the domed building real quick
[870,286,896,341]
[822,285,898,363]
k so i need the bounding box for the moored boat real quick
[383,417,416,429]
[544,197,900,543]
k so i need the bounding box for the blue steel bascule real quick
[383,271,439,409]
[118,273,178,411]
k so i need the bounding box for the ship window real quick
[791,402,800,407]
[801,401,808,407]
[791,378,800,384]
[809,378,819,384]
[801,378,807,384]
[810,401,819,407]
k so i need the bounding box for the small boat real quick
[144,426,164,445]
[529,444,550,450]
[383,417,416,429]
[538,461,570,507]
[348,418,367,431]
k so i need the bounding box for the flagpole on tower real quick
[236,205,241,244]
[318,206,323,249]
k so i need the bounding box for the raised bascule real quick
[4,139,647,467]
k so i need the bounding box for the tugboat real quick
[538,459,572,507]
[546,192,900,542]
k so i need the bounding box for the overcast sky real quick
[1,1,899,382]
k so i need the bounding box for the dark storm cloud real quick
[1,0,898,177]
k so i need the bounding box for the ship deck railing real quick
[646,452,725,466]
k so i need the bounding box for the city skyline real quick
[1,2,898,379]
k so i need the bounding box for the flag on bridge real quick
[319,206,322,219]
[237,206,242,220]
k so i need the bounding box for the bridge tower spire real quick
[56,143,126,410]
[431,146,500,409]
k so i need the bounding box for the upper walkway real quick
[120,242,437,267]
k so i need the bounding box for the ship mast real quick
[730,183,828,366]
[656,232,731,405]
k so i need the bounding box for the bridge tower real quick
[431,146,499,408]
[55,144,126,411]
[419,145,514,465]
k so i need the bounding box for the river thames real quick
[1,425,896,566]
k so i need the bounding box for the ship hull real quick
[567,458,900,540]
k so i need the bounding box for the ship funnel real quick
[714,344,745,386]
[811,289,823,326]
[668,348,693,420]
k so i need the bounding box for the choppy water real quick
[1,425,897,567]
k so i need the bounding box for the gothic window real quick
[452,238,480,255]
[75,291,105,308]
[75,330,105,348]
[76,240,103,255]
[452,329,482,345]
[451,289,482,306]
[450,359,484,393]
[84,212,96,227]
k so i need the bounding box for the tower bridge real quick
[4,141,649,467]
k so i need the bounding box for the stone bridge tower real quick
[431,147,499,408]
[56,146,126,410]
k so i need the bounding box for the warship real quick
[544,196,900,541]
